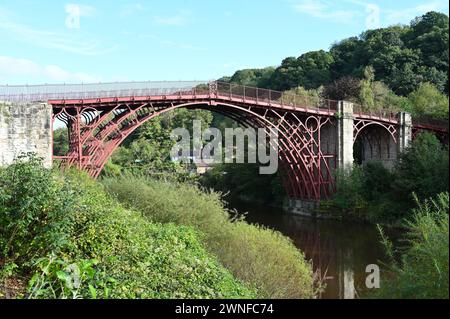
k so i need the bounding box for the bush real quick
[393,132,449,206]
[408,83,449,119]
[322,133,449,223]
[102,175,316,299]
[218,221,315,298]
[373,193,449,299]
[200,163,284,205]
[0,157,253,299]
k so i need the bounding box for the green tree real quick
[359,66,376,110]
[227,67,275,88]
[393,132,449,208]
[322,76,361,101]
[270,50,334,90]
[409,11,449,74]
[408,82,449,118]
[53,128,69,156]
[330,37,364,79]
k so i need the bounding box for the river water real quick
[228,200,402,299]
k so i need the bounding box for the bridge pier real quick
[0,102,52,168]
[397,112,413,154]
[336,101,355,170]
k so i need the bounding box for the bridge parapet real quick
[412,116,449,132]
[1,81,340,115]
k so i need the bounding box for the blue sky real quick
[0,0,448,84]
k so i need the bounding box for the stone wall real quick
[0,102,52,168]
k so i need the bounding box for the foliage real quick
[270,50,334,91]
[225,67,275,88]
[322,76,361,102]
[102,175,316,299]
[103,107,214,178]
[225,11,448,100]
[359,66,376,110]
[219,221,316,299]
[407,82,449,118]
[106,121,181,177]
[373,193,449,299]
[53,128,69,156]
[0,156,254,299]
[393,132,449,205]
[322,133,449,223]
[200,163,284,205]
[279,86,323,106]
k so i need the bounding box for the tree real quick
[53,128,69,156]
[270,50,334,90]
[393,132,449,207]
[408,83,449,118]
[409,11,449,72]
[227,67,275,88]
[322,76,361,101]
[330,37,364,79]
[359,66,376,110]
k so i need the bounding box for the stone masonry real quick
[0,102,52,168]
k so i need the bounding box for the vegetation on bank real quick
[200,163,285,206]
[320,132,449,224]
[102,176,316,299]
[373,193,449,299]
[0,156,255,299]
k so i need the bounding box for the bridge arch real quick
[353,120,398,168]
[53,100,336,201]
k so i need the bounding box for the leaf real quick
[89,284,97,299]
[56,270,70,282]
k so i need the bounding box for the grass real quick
[0,158,254,299]
[102,175,317,299]
[372,193,449,299]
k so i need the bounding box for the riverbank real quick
[0,157,254,299]
[103,175,317,299]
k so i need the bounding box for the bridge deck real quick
[1,80,447,131]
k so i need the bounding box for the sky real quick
[0,0,448,85]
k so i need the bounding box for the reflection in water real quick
[228,200,401,299]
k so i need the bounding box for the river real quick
[227,199,402,299]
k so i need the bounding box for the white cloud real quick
[293,0,358,21]
[153,15,186,26]
[0,14,116,55]
[153,10,191,26]
[385,1,449,24]
[0,56,100,83]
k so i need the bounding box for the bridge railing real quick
[0,80,340,114]
[413,116,449,131]
[353,103,399,122]
[215,81,338,113]
[0,81,208,102]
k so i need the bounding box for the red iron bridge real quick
[0,81,448,202]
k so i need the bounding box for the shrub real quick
[373,193,449,299]
[0,157,253,299]
[218,221,315,298]
[322,133,449,223]
[393,132,449,207]
[102,175,316,299]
